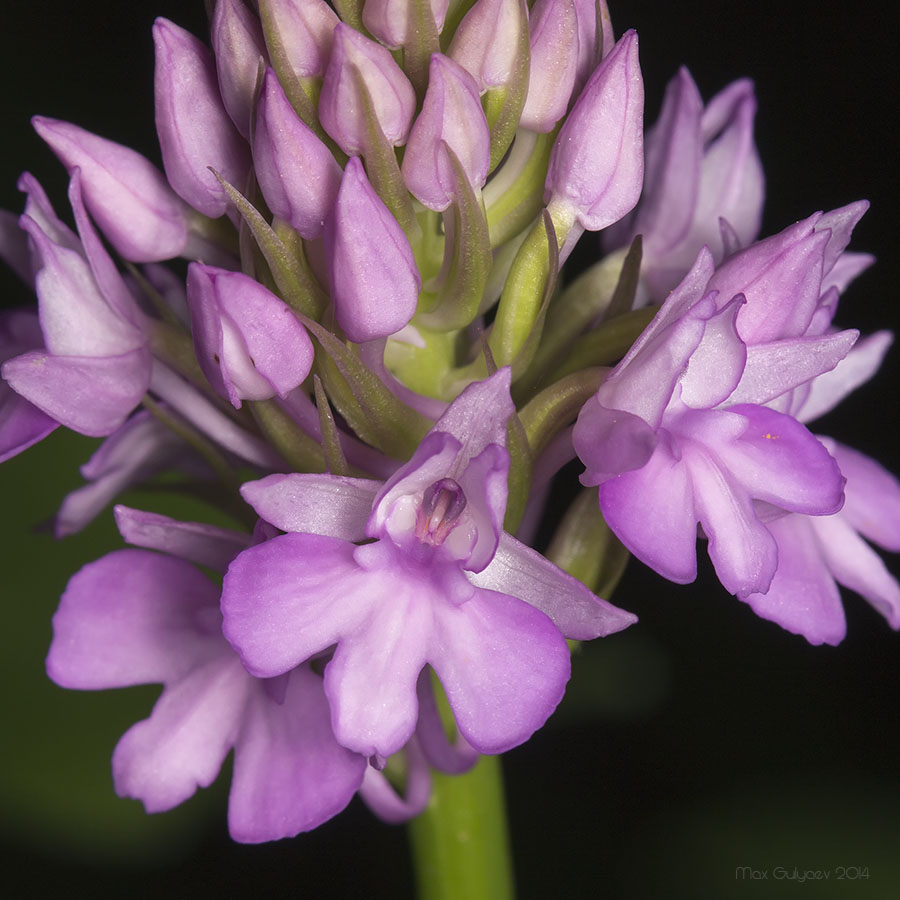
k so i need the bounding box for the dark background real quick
[1,1,899,898]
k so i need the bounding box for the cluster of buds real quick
[1,0,897,845]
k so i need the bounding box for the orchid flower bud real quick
[32,116,191,262]
[153,17,251,218]
[572,0,614,89]
[318,23,416,154]
[324,157,420,342]
[601,68,764,299]
[448,0,527,92]
[253,67,342,238]
[211,0,269,139]
[187,263,314,408]
[401,54,490,211]
[520,0,579,132]
[545,29,643,232]
[259,0,338,81]
[362,0,451,49]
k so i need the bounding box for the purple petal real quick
[743,515,847,646]
[2,347,151,437]
[795,331,892,423]
[573,399,659,482]
[67,170,146,329]
[322,553,434,757]
[816,200,869,277]
[113,656,251,813]
[240,472,381,540]
[626,66,703,259]
[228,667,366,842]
[19,215,143,357]
[47,549,223,690]
[468,531,638,639]
[814,513,900,630]
[731,329,859,408]
[684,435,778,597]
[222,532,367,678]
[679,295,746,409]
[448,0,528,91]
[32,116,190,262]
[115,506,252,572]
[0,387,57,463]
[429,583,570,754]
[598,436,698,584]
[707,223,827,343]
[17,171,80,256]
[699,405,845,516]
[693,78,763,257]
[56,412,184,537]
[828,439,900,553]
[596,286,715,428]
[363,0,450,48]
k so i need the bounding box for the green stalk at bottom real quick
[408,755,515,900]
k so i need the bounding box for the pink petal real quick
[685,439,778,597]
[114,505,252,572]
[598,436,698,584]
[814,513,900,630]
[241,472,381,540]
[47,549,223,690]
[2,347,151,437]
[429,584,570,754]
[468,531,638,639]
[222,532,368,677]
[228,667,366,842]
[703,405,844,516]
[113,656,251,813]
[828,440,900,553]
[743,515,846,646]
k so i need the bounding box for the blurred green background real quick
[1,1,898,897]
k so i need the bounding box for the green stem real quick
[408,756,515,900]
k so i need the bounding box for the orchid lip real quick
[415,478,467,547]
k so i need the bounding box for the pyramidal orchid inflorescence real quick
[0,0,896,868]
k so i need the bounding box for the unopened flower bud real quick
[254,67,342,238]
[545,29,643,232]
[401,54,490,211]
[259,0,338,80]
[362,0,451,49]
[318,23,416,154]
[520,0,579,132]
[211,0,269,139]
[448,0,528,92]
[32,116,191,262]
[153,17,251,217]
[187,263,314,408]
[324,157,420,342]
